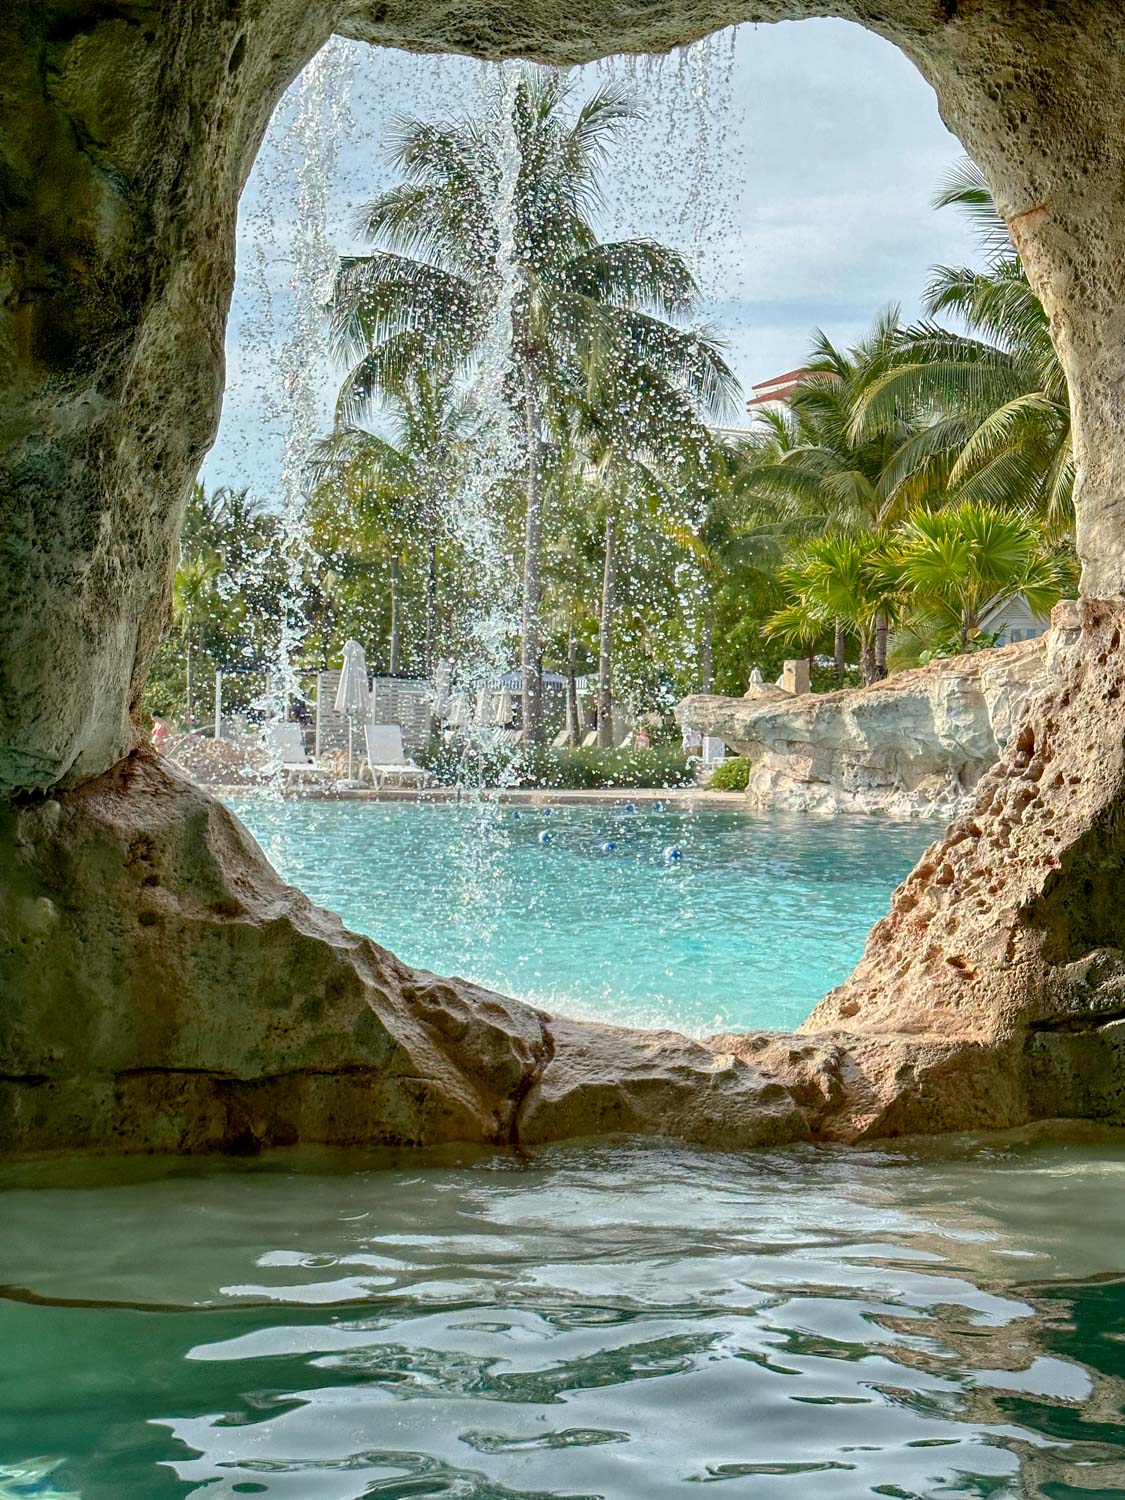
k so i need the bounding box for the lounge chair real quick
[363,723,432,788]
[551,729,570,749]
[263,723,334,782]
[579,729,598,748]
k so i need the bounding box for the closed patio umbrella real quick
[334,639,371,778]
[446,693,471,729]
[492,688,515,725]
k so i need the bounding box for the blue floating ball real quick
[511,810,522,820]
[599,839,617,854]
[652,800,664,813]
[663,844,683,863]
[538,830,552,846]
[542,807,553,816]
[623,801,637,814]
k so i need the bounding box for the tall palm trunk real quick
[834,622,846,682]
[700,583,715,693]
[185,625,194,729]
[520,367,544,745]
[860,629,876,688]
[874,609,889,680]
[565,626,580,747]
[425,540,438,676]
[597,511,616,749]
[388,553,402,675]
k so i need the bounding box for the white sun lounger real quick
[264,723,334,782]
[363,723,432,788]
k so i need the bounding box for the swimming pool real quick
[3,1135,1124,1499]
[225,799,940,1034]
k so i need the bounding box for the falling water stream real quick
[254,38,356,785]
[241,34,751,795]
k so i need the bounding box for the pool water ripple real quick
[1,1139,1124,1498]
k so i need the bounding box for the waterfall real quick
[257,37,356,786]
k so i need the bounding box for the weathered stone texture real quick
[680,637,1046,818]
[808,600,1125,1045]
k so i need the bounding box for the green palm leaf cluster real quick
[768,504,1074,680]
[748,159,1075,682]
[853,160,1073,538]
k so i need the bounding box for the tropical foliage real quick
[152,121,1077,740]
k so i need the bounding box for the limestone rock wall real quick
[680,638,1046,818]
[808,600,1125,1047]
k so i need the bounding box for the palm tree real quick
[766,531,897,686]
[541,454,602,745]
[311,371,464,675]
[663,437,784,691]
[328,71,736,742]
[853,160,1073,540]
[740,316,930,679]
[891,500,1073,654]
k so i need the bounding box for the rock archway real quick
[3,0,1125,1154]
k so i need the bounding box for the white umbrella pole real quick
[348,718,354,779]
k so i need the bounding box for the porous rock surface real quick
[5,0,1125,1154]
[0,751,807,1156]
[702,601,1125,1142]
[680,637,1046,818]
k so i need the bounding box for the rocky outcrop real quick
[680,637,1047,817]
[809,600,1125,1048]
[0,751,807,1156]
[701,599,1125,1143]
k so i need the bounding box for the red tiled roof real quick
[747,367,813,407]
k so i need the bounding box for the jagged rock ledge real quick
[0,751,804,1158]
[679,635,1047,818]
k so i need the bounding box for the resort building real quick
[979,593,1051,645]
[746,368,813,410]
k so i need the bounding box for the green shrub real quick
[417,738,694,790]
[707,755,750,791]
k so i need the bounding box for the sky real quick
[201,18,980,497]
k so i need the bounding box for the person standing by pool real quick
[151,715,172,753]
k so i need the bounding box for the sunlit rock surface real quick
[705,600,1125,1143]
[680,637,1046,818]
[0,753,806,1156]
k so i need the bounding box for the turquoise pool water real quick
[225,800,939,1034]
[2,1137,1125,1498]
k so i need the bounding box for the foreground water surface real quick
[224,800,939,1033]
[2,1137,1124,1498]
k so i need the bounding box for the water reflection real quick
[1,1137,1123,1498]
